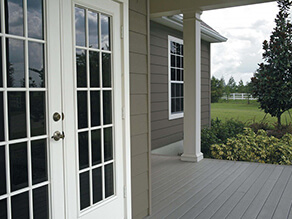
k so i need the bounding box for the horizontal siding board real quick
[150,21,183,39]
[151,111,169,122]
[150,55,168,66]
[151,84,168,93]
[131,153,148,177]
[130,73,148,94]
[130,94,148,115]
[131,134,148,157]
[130,53,147,74]
[132,172,149,197]
[152,133,183,150]
[152,118,182,131]
[150,35,167,48]
[131,114,148,136]
[151,65,168,74]
[129,10,147,35]
[129,0,147,14]
[129,31,147,54]
[151,101,168,112]
[151,93,168,103]
[132,190,149,218]
[151,74,168,84]
[151,125,183,141]
[150,45,168,57]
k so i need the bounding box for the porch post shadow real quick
[181,11,204,162]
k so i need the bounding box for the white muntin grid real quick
[74,5,116,213]
[0,0,50,219]
[168,36,184,120]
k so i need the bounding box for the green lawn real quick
[211,100,292,125]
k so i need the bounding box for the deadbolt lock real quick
[53,112,61,121]
[52,131,65,141]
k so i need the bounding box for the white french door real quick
[0,0,128,218]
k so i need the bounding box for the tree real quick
[251,0,292,125]
[237,79,245,93]
[211,76,224,103]
[224,76,237,100]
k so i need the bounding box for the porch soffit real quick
[150,0,275,17]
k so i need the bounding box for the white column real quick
[181,11,203,162]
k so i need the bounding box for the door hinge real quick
[120,25,124,39]
[122,107,125,120]
[124,186,127,198]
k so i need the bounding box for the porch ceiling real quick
[150,0,276,17]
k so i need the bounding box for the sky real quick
[201,1,290,84]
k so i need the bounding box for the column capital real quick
[182,10,202,22]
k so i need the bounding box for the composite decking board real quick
[273,168,292,219]
[152,159,215,200]
[150,161,237,217]
[151,160,228,215]
[151,159,228,208]
[148,155,292,219]
[152,158,209,191]
[151,161,194,187]
[166,163,249,219]
[210,164,268,219]
[151,156,176,174]
[241,165,285,219]
[256,167,292,219]
[226,164,276,219]
[192,162,260,219]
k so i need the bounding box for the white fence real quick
[222,93,257,100]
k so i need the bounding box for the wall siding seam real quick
[151,124,183,132]
[152,132,183,141]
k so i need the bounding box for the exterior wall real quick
[150,21,211,150]
[129,0,150,218]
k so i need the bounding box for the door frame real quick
[59,0,132,218]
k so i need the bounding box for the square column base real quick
[181,153,203,163]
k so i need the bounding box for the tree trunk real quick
[277,115,281,126]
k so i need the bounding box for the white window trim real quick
[168,35,184,120]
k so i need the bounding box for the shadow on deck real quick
[147,155,292,219]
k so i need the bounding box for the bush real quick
[210,128,292,165]
[201,118,245,157]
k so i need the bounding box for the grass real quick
[211,99,292,125]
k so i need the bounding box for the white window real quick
[168,36,184,120]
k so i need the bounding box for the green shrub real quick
[210,128,292,165]
[201,118,245,157]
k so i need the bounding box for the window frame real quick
[168,35,184,120]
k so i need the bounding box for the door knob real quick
[52,131,65,141]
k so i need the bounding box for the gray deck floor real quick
[147,155,292,219]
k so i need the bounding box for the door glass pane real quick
[104,127,112,162]
[11,192,29,219]
[0,199,7,219]
[0,38,2,87]
[105,163,114,198]
[75,7,86,47]
[28,42,45,87]
[31,139,47,185]
[30,92,46,136]
[4,0,24,36]
[76,49,87,87]
[90,91,100,127]
[0,146,6,195]
[88,11,99,49]
[8,92,26,140]
[79,131,89,170]
[33,186,49,219]
[91,129,101,165]
[77,91,88,129]
[103,91,112,125]
[6,39,25,87]
[100,15,110,50]
[10,142,28,191]
[27,0,44,39]
[102,53,111,87]
[92,167,102,203]
[89,51,99,87]
[79,172,90,210]
[0,93,4,141]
